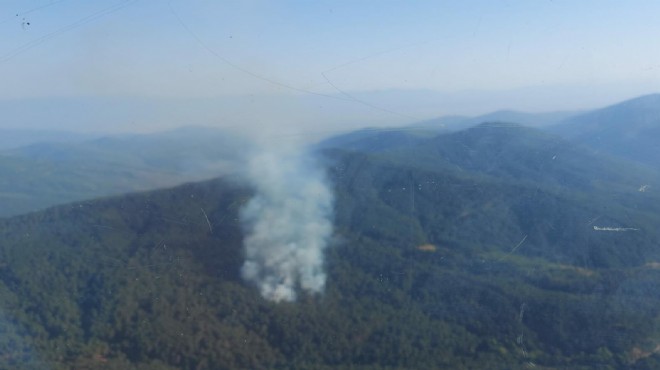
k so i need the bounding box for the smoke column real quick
[239,147,334,302]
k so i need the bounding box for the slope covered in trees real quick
[1,125,660,369]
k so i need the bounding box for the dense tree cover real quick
[1,126,660,369]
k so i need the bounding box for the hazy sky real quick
[1,0,660,133]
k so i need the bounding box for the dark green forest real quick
[2,124,660,369]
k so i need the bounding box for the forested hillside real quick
[2,122,660,369]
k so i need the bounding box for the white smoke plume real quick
[239,146,334,302]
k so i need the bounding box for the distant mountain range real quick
[0,128,98,150]
[548,93,660,170]
[2,94,660,368]
[411,109,579,132]
[321,93,660,173]
[0,126,250,217]
[318,110,578,152]
[2,93,659,220]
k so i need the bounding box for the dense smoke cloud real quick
[239,147,334,302]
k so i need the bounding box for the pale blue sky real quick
[1,0,660,132]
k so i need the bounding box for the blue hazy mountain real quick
[7,126,249,172]
[318,109,578,153]
[549,93,660,169]
[0,126,250,218]
[412,109,579,131]
[0,128,98,150]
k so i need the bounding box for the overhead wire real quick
[167,1,421,121]
[0,0,139,64]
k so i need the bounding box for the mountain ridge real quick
[3,123,660,368]
[3,94,660,368]
[548,93,660,169]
